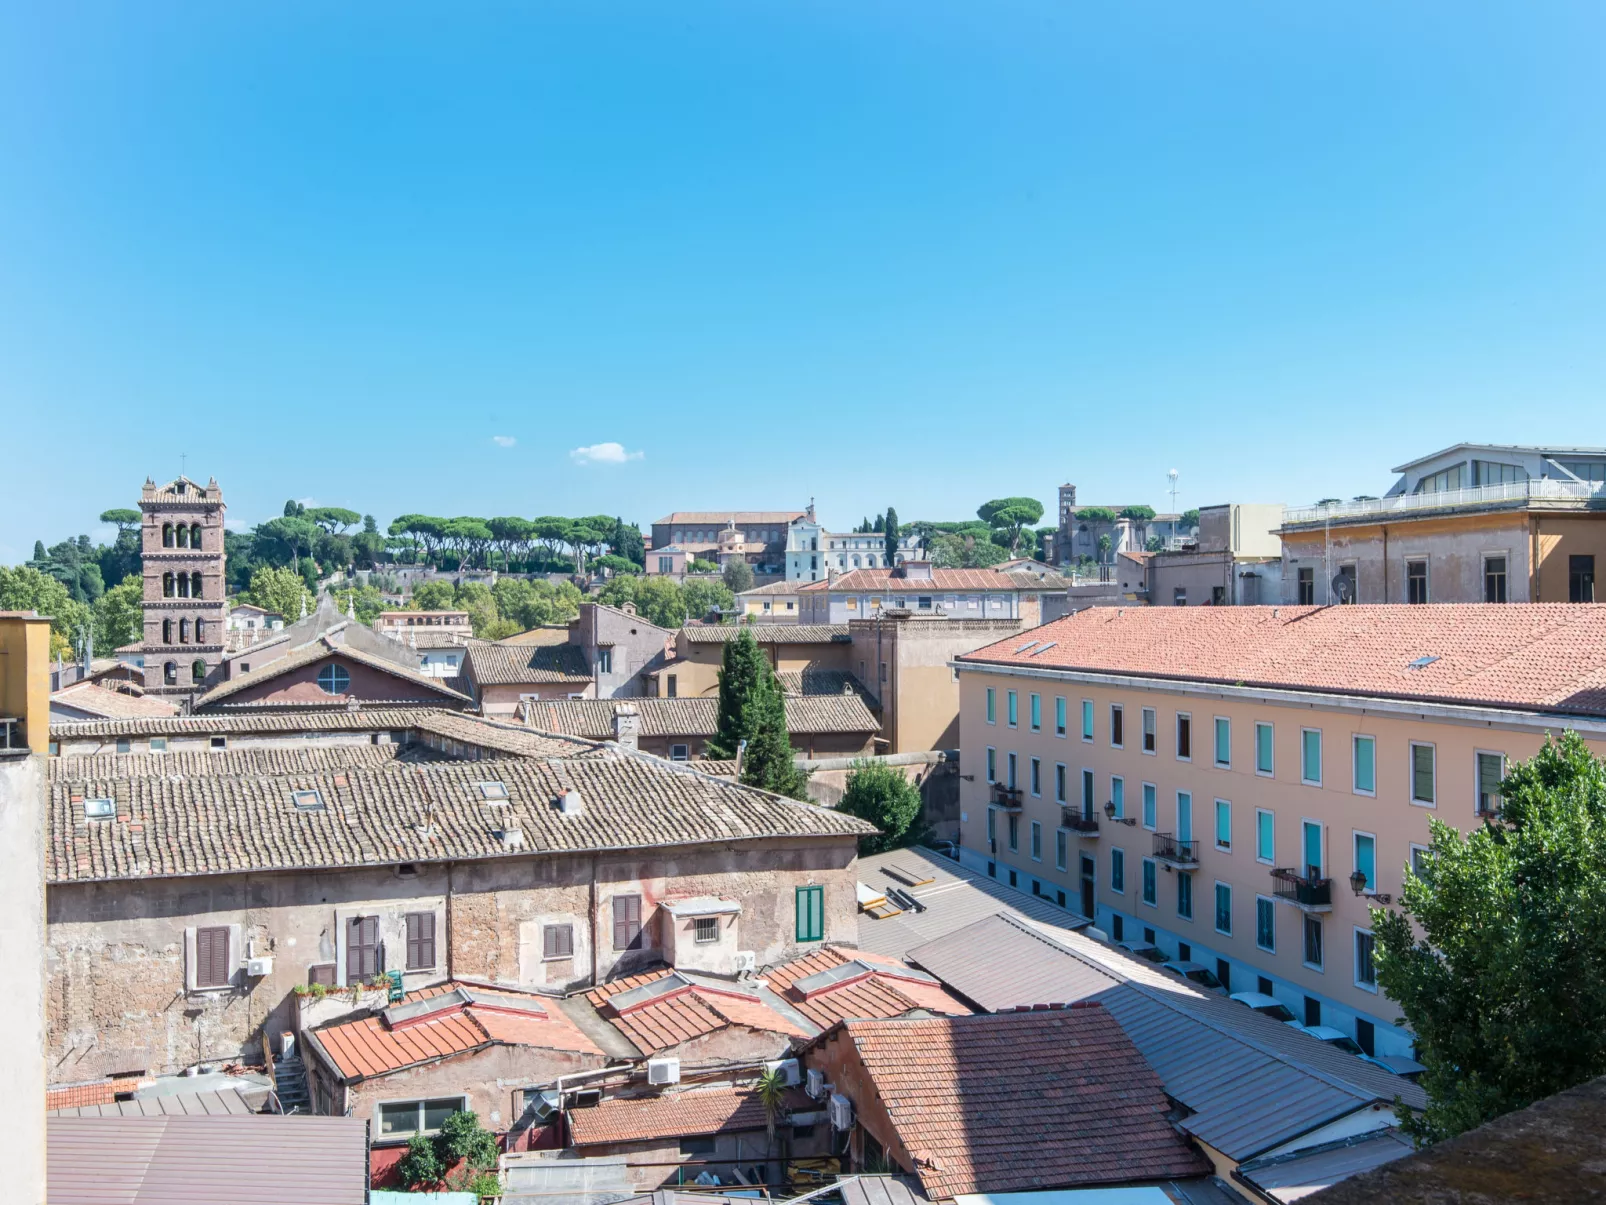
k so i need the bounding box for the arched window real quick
[176,524,189,548]
[164,661,178,684]
[191,572,203,598]
[161,618,171,643]
[162,523,174,547]
[176,573,189,599]
[194,617,205,643]
[317,664,351,695]
[179,618,189,643]
[191,660,207,684]
[190,523,202,548]
[852,555,861,568]
[163,572,175,598]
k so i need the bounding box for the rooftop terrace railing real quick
[1283,479,1606,526]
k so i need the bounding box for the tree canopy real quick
[708,630,807,798]
[977,497,1044,554]
[837,760,923,855]
[883,506,901,565]
[1374,732,1606,1144]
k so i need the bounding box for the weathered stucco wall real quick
[0,754,46,1205]
[46,836,860,1084]
[1280,512,1531,604]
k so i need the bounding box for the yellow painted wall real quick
[0,613,51,752]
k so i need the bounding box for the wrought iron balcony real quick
[1152,832,1199,868]
[991,784,1024,810]
[1060,810,1100,837]
[1271,867,1333,911]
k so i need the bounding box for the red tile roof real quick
[800,569,1069,593]
[958,604,1606,716]
[567,1084,811,1146]
[821,1006,1210,1198]
[47,1081,122,1111]
[313,981,601,1080]
[765,946,971,1029]
[585,969,809,1054]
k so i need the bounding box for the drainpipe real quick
[445,862,455,980]
[589,854,599,986]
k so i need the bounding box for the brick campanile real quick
[139,476,227,697]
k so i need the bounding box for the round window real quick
[317,664,351,694]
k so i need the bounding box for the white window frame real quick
[1409,842,1432,878]
[986,687,996,725]
[1352,734,1376,797]
[1030,693,1042,733]
[1141,707,1157,755]
[1110,704,1124,749]
[1409,741,1437,808]
[1055,696,1067,738]
[1110,847,1125,894]
[1255,808,1275,865]
[1175,711,1193,762]
[1405,554,1430,603]
[669,743,689,761]
[1213,716,1230,768]
[985,746,996,783]
[375,1094,471,1143]
[1474,749,1506,815]
[1214,880,1233,937]
[1301,727,1323,786]
[184,923,242,994]
[1255,895,1277,953]
[1081,698,1094,743]
[1007,690,1018,729]
[1110,775,1124,819]
[1055,763,1067,804]
[1255,721,1274,777]
[1352,828,1379,896]
[1142,782,1158,832]
[1302,913,1325,973]
[1030,757,1042,798]
[1141,858,1158,908]
[1030,820,1043,862]
[1353,926,1378,993]
[1214,798,1232,852]
[1055,828,1068,872]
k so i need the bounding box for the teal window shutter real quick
[796,885,824,942]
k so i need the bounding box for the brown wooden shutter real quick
[544,924,573,960]
[406,913,435,970]
[308,963,336,987]
[612,895,642,951]
[196,926,230,988]
[348,916,379,981]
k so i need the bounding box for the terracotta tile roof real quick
[141,476,222,504]
[47,1082,122,1111]
[775,669,876,704]
[195,637,473,708]
[738,582,803,597]
[46,742,435,781]
[958,603,1606,717]
[654,512,806,526]
[496,626,573,647]
[764,946,970,1029]
[806,569,1071,592]
[46,743,873,883]
[568,1084,811,1146]
[679,624,849,644]
[464,641,593,686]
[311,981,601,1081]
[524,695,880,739]
[50,682,180,720]
[50,706,463,740]
[409,711,601,758]
[584,969,810,1054]
[819,1008,1211,1198]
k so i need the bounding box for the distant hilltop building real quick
[649,509,807,575]
[1053,483,1189,567]
[139,476,226,697]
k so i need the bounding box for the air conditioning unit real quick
[246,957,273,977]
[765,1058,801,1087]
[647,1057,681,1086]
[529,1089,562,1122]
[805,1068,826,1099]
[828,1093,854,1131]
[734,951,757,973]
[569,1087,603,1109]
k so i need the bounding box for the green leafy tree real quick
[0,564,90,656]
[708,629,771,760]
[686,557,720,574]
[487,517,534,569]
[395,1133,444,1189]
[1118,505,1156,520]
[97,508,144,584]
[1374,732,1606,1144]
[838,759,923,854]
[333,584,386,626]
[633,576,688,628]
[240,565,312,624]
[351,519,386,569]
[683,578,733,622]
[1077,506,1117,523]
[93,575,145,653]
[593,554,641,577]
[494,578,581,629]
[977,497,1044,554]
[883,506,901,566]
[410,580,457,611]
[1097,534,1112,562]
[1180,508,1200,530]
[455,582,500,637]
[754,1066,790,1160]
[611,517,645,568]
[722,559,754,595]
[708,630,806,798]
[872,513,885,533]
[596,575,638,610]
[99,509,142,540]
[1145,536,1164,553]
[257,516,317,566]
[304,507,361,534]
[438,1110,499,1171]
[282,499,306,518]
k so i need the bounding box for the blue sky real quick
[3,3,1604,560]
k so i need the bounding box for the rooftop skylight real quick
[291,789,326,811]
[84,798,115,821]
[1406,655,1441,671]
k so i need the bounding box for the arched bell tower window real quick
[163,573,175,598]
[162,523,174,547]
[164,661,178,684]
[176,525,189,548]
[162,619,172,643]
[179,618,189,643]
[190,523,203,548]
[194,617,205,642]
[191,572,203,598]
[191,660,207,684]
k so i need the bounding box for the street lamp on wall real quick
[1103,801,1136,827]
[1349,869,1392,905]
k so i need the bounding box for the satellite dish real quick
[1331,574,1354,603]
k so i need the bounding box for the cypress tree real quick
[741,676,809,800]
[708,629,770,759]
[883,506,900,566]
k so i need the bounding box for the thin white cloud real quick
[225,519,251,533]
[569,441,644,466]
[492,435,517,448]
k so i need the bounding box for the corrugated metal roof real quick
[46,1114,368,1204]
[1237,1131,1415,1202]
[851,847,1092,959]
[49,1087,264,1117]
[903,912,1426,1162]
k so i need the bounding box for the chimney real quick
[621,601,637,617]
[614,703,640,752]
[500,826,526,850]
[558,788,583,816]
[735,739,748,781]
[902,560,934,582]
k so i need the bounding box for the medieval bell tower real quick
[140,476,227,697]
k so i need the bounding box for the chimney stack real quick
[558,788,583,816]
[614,703,640,752]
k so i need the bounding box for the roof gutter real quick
[950,659,1606,737]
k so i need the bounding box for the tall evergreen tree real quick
[741,678,809,799]
[883,506,900,566]
[707,629,808,798]
[708,629,771,760]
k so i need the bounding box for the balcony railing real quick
[1060,810,1100,836]
[992,784,1024,810]
[1152,833,1199,867]
[1270,867,1333,909]
[1282,478,1606,527]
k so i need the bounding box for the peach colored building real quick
[953,604,1606,1061]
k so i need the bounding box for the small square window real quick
[694,916,719,944]
[149,737,167,753]
[209,736,227,751]
[670,744,690,761]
